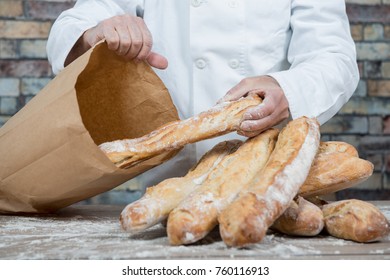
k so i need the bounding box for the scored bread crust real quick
[271,196,324,237]
[317,141,358,157]
[167,128,279,245]
[99,95,262,169]
[119,140,241,233]
[218,117,320,247]
[322,199,390,243]
[298,141,373,198]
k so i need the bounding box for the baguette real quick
[271,196,324,237]
[299,148,373,198]
[218,117,320,247]
[99,95,262,168]
[317,141,358,157]
[119,140,241,233]
[322,199,390,242]
[167,129,279,245]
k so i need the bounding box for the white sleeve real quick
[46,0,144,75]
[268,0,359,125]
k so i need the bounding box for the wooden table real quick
[1,202,389,260]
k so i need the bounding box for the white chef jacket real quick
[47,0,359,187]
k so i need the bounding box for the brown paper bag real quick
[0,42,180,213]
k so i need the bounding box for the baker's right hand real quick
[83,14,168,69]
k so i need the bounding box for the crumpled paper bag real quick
[0,42,179,213]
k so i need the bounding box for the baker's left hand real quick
[219,76,290,138]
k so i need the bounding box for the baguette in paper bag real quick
[0,43,180,213]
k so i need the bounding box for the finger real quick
[84,25,104,47]
[242,103,272,121]
[134,17,153,61]
[125,18,143,59]
[218,78,255,104]
[239,109,289,136]
[239,117,273,133]
[146,52,168,69]
[102,24,120,51]
[113,23,132,56]
[237,129,264,138]
[240,101,275,131]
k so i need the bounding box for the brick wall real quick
[322,0,390,200]
[0,0,75,126]
[1,0,390,202]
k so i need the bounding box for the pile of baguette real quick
[100,95,390,247]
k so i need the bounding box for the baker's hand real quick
[219,76,290,138]
[66,14,168,69]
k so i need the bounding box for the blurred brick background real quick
[1,0,390,202]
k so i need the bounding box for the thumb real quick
[217,79,255,104]
[217,86,243,104]
[146,52,168,69]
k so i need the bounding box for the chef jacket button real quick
[191,0,201,7]
[195,58,207,69]
[229,59,240,69]
[229,0,238,8]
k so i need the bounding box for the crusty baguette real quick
[99,95,262,168]
[218,117,320,247]
[317,141,358,157]
[299,150,373,198]
[322,199,390,243]
[271,196,324,237]
[167,128,279,245]
[119,140,241,233]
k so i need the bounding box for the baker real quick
[47,0,359,187]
